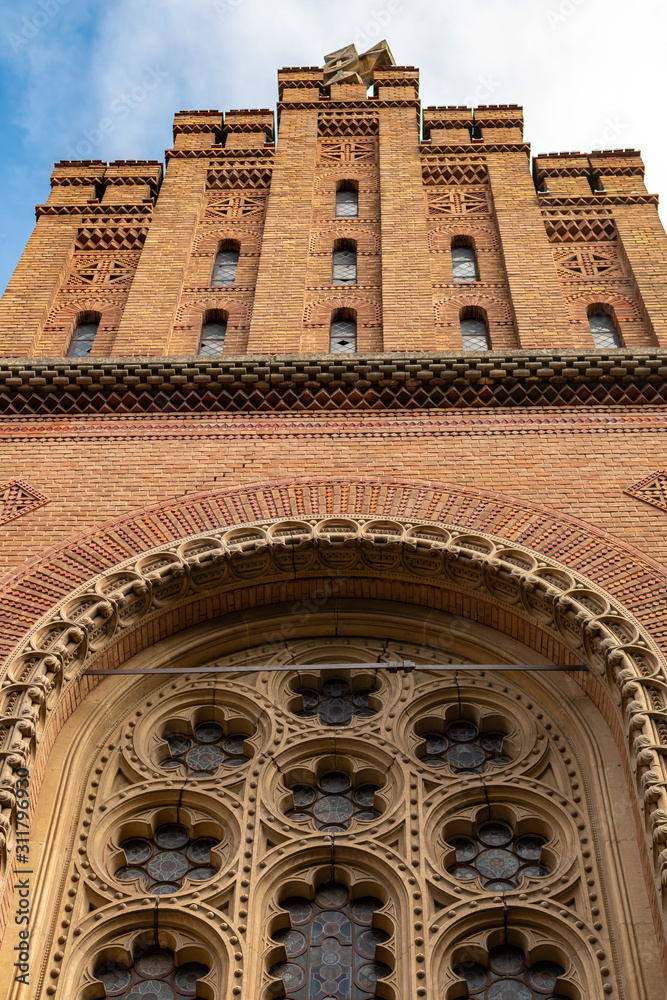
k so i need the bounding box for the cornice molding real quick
[0,351,666,415]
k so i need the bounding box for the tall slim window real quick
[332,243,357,284]
[198,313,227,355]
[589,309,620,348]
[330,313,357,353]
[452,244,479,283]
[336,186,359,218]
[212,246,239,286]
[461,315,490,351]
[68,316,99,357]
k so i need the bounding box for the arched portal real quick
[1,480,666,1000]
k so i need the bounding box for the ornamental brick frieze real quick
[1,508,667,931]
[1,352,667,416]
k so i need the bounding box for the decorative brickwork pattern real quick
[0,479,49,526]
[624,470,667,512]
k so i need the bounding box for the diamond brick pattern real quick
[0,479,49,526]
[624,471,667,513]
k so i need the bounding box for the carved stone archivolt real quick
[1,509,666,943]
[26,647,645,1000]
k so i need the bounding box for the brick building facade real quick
[0,44,666,1000]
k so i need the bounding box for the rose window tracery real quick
[294,677,377,726]
[286,771,381,832]
[95,946,209,1000]
[161,721,250,774]
[418,721,512,774]
[115,823,220,894]
[446,822,550,892]
[453,946,568,1000]
[270,882,391,1000]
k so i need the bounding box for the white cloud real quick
[2,0,667,289]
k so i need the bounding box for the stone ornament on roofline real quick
[323,41,396,87]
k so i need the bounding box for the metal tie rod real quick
[85,661,587,676]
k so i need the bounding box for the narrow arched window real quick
[452,243,479,282]
[211,245,239,286]
[198,311,227,355]
[588,308,621,348]
[330,311,357,353]
[332,241,357,284]
[461,310,490,350]
[336,183,359,218]
[68,314,100,357]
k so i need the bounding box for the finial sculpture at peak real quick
[323,40,396,87]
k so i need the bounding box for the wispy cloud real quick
[1,0,666,291]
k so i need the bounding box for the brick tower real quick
[0,42,666,1000]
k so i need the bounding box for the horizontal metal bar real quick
[84,661,587,676]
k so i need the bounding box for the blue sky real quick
[1,0,666,293]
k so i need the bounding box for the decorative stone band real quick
[0,351,666,416]
[1,516,666,895]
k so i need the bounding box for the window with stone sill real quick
[336,187,359,218]
[270,883,391,1000]
[95,946,209,1000]
[333,244,357,284]
[160,720,250,774]
[211,245,239,286]
[452,244,479,283]
[460,316,490,351]
[198,319,227,356]
[330,316,357,353]
[588,309,621,349]
[68,315,100,357]
[453,946,569,1000]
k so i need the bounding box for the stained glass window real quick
[417,721,512,774]
[287,771,381,832]
[115,823,220,895]
[212,247,239,285]
[460,317,489,351]
[294,677,377,726]
[446,822,549,892]
[68,319,99,357]
[454,946,567,1000]
[452,245,479,282]
[160,721,249,774]
[270,883,391,1000]
[95,946,209,1000]
[588,310,620,348]
[330,317,357,353]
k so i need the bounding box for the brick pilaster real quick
[379,106,435,350]
[486,152,571,347]
[113,159,207,354]
[0,218,77,357]
[247,109,319,352]
[614,205,667,347]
